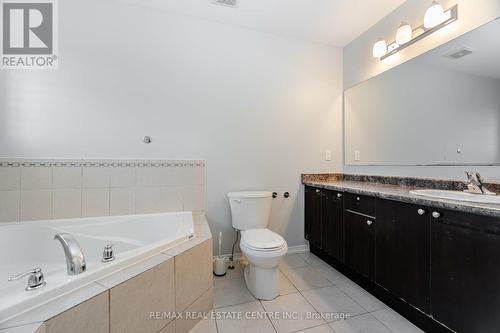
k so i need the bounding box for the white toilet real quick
[228,191,288,300]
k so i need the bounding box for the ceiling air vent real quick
[444,48,473,59]
[213,0,238,7]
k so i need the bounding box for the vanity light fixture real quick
[424,1,446,28]
[395,22,412,45]
[372,38,388,58]
[373,3,458,60]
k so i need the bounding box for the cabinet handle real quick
[366,220,373,226]
[356,197,361,201]
[417,209,426,216]
[315,189,320,193]
[432,212,441,219]
[337,193,342,198]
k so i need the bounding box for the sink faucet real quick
[54,233,87,275]
[464,172,495,195]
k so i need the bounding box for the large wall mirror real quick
[345,18,500,166]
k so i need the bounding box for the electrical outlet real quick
[325,150,332,161]
[354,150,360,162]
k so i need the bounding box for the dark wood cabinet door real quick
[375,199,430,313]
[305,186,322,249]
[431,209,500,333]
[322,190,344,262]
[344,210,375,279]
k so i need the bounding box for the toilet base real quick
[243,263,279,300]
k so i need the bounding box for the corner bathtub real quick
[0,212,194,323]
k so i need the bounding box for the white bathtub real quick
[0,212,194,323]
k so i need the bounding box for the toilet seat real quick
[240,229,286,252]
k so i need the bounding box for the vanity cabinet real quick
[375,199,430,314]
[305,187,322,250]
[321,189,344,262]
[305,187,344,261]
[305,184,500,333]
[344,210,375,279]
[344,193,376,279]
[431,208,500,333]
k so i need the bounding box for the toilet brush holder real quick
[213,257,227,277]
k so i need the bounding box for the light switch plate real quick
[354,150,360,161]
[325,150,332,161]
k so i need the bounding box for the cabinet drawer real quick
[344,193,375,217]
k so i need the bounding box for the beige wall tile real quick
[175,239,213,312]
[136,166,162,187]
[180,166,205,186]
[82,166,110,188]
[21,166,52,190]
[162,164,205,187]
[110,258,175,333]
[110,188,135,215]
[110,166,135,188]
[0,159,206,221]
[135,187,183,214]
[20,189,52,221]
[183,186,205,212]
[53,189,82,219]
[161,187,184,211]
[45,291,109,333]
[52,165,82,189]
[135,187,163,214]
[0,190,20,222]
[175,288,213,333]
[0,166,20,190]
[82,189,110,217]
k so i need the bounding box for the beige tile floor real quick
[190,252,423,333]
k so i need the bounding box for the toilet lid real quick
[241,229,286,251]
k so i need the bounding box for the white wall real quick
[0,0,343,254]
[343,0,500,181]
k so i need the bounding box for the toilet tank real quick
[227,191,273,230]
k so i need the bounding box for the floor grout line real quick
[258,299,278,333]
[207,253,418,333]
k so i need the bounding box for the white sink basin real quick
[410,189,500,204]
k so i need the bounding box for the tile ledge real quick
[0,216,212,330]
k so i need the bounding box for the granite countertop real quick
[303,180,500,218]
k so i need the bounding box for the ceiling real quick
[122,0,406,47]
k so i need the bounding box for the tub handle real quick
[8,267,46,291]
[102,244,116,262]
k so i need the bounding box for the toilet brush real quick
[218,232,222,258]
[213,232,227,276]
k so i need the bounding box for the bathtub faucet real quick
[54,233,87,275]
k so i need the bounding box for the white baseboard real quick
[287,244,310,254]
[214,244,309,259]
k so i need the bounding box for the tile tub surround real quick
[0,159,206,223]
[302,174,500,218]
[0,215,213,333]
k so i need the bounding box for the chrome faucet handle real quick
[474,172,484,183]
[102,244,115,262]
[8,267,46,291]
[464,171,495,195]
[464,171,472,184]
